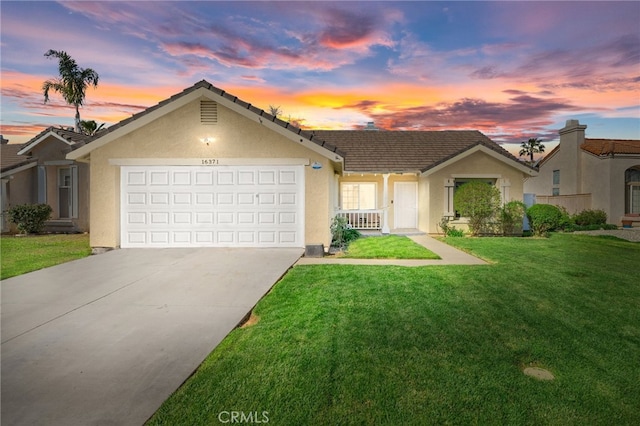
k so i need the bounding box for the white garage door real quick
[120,165,304,248]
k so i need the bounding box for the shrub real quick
[526,204,564,237]
[7,203,52,234]
[437,217,465,237]
[553,206,573,232]
[330,216,361,248]
[446,228,465,237]
[573,209,607,226]
[498,200,527,235]
[453,181,501,236]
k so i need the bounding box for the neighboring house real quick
[0,128,91,233]
[524,120,640,225]
[1,138,37,232]
[67,80,536,250]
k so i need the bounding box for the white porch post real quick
[382,173,390,234]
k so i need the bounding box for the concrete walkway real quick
[296,234,487,266]
[1,248,302,426]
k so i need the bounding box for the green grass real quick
[342,235,440,259]
[148,233,640,425]
[1,234,91,280]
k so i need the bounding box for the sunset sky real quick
[1,1,639,156]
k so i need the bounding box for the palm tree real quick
[42,50,99,133]
[519,138,545,163]
[79,120,106,136]
[268,105,282,118]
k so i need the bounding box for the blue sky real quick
[1,1,639,156]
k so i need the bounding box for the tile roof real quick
[312,130,522,172]
[70,80,526,173]
[581,138,640,156]
[20,126,93,154]
[1,143,35,173]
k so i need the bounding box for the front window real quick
[453,179,496,218]
[341,183,376,210]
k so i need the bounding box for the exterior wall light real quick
[200,137,215,145]
[311,161,322,170]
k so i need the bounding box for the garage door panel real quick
[279,170,297,184]
[149,171,169,185]
[237,193,255,205]
[195,172,213,185]
[218,212,235,224]
[126,171,146,185]
[121,165,303,248]
[217,171,235,185]
[238,170,255,184]
[172,171,191,185]
[258,170,276,184]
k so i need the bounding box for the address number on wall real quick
[201,159,219,165]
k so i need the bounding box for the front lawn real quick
[148,234,640,425]
[0,234,91,280]
[341,235,440,259]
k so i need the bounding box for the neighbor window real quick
[341,183,376,210]
[552,170,560,185]
[58,166,78,219]
[626,167,640,214]
[552,187,560,196]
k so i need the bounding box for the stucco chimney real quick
[558,119,587,194]
[559,119,587,142]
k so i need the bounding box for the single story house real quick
[1,139,37,232]
[524,120,640,225]
[67,80,536,250]
[1,128,91,233]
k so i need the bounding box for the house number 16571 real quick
[201,159,219,165]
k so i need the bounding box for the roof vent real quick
[201,100,218,125]
[364,121,378,131]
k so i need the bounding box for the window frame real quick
[452,178,497,219]
[340,182,377,210]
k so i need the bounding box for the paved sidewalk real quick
[296,234,487,266]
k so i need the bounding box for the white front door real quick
[394,181,417,229]
[120,165,304,248]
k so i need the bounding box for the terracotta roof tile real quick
[581,138,640,156]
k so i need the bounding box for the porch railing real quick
[335,209,383,230]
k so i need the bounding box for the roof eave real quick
[1,160,38,178]
[342,169,422,175]
[421,144,538,177]
[68,83,344,163]
[18,130,73,155]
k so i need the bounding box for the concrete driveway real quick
[1,247,302,426]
